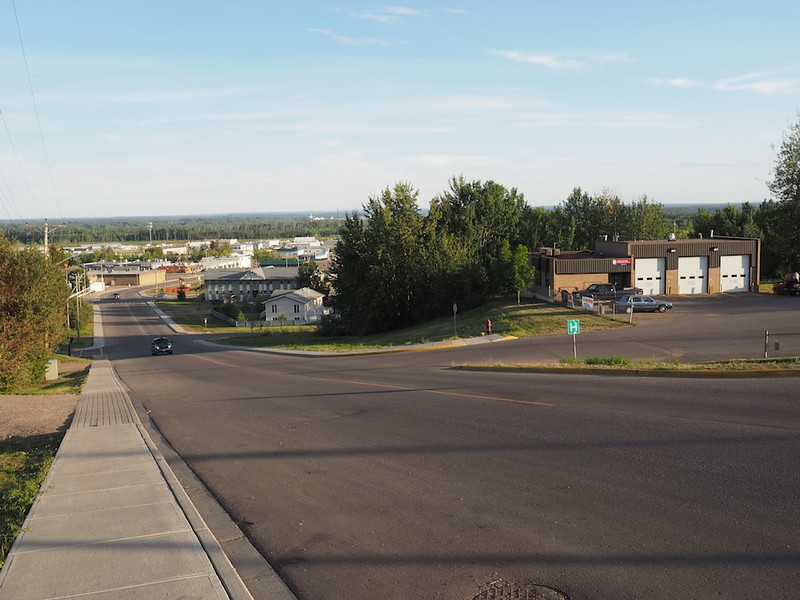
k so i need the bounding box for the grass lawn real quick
[464,355,800,373]
[216,298,628,351]
[3,356,91,396]
[0,434,63,566]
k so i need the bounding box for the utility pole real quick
[27,218,66,260]
[148,221,153,245]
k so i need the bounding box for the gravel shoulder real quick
[0,395,78,440]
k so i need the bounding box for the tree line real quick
[0,214,344,245]
[326,178,665,335]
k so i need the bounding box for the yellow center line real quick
[191,353,244,368]
[305,376,553,408]
[181,357,552,408]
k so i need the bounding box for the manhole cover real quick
[472,581,569,600]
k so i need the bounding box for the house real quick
[203,266,299,302]
[531,235,761,301]
[260,287,329,324]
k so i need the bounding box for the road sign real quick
[567,319,580,335]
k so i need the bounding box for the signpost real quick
[452,303,458,337]
[567,319,580,359]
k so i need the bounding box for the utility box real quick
[45,359,59,381]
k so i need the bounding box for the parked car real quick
[571,283,643,302]
[615,294,673,313]
[150,337,173,355]
[773,272,800,296]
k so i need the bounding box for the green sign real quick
[567,319,580,335]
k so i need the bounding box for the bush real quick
[216,303,240,319]
[317,314,348,336]
[584,356,631,366]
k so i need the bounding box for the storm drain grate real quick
[471,581,569,600]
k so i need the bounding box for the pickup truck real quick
[571,283,643,302]
[773,272,800,296]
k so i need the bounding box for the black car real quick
[150,337,173,355]
[111,293,120,300]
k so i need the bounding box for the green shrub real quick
[584,356,631,366]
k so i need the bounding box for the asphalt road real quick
[99,294,800,600]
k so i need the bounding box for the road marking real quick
[179,355,551,408]
[190,353,244,369]
[305,376,552,408]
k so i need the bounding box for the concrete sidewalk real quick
[0,360,292,600]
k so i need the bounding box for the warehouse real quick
[531,235,761,301]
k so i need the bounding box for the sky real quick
[1,1,799,221]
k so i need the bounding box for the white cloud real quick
[592,53,634,65]
[430,94,550,112]
[444,8,467,15]
[309,28,394,47]
[492,50,581,70]
[401,154,501,168]
[515,110,697,130]
[383,6,423,17]
[714,72,800,95]
[647,77,705,88]
[332,6,423,24]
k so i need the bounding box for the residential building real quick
[203,266,299,302]
[260,287,329,323]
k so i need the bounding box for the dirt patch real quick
[0,395,78,441]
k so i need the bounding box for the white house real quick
[259,287,328,324]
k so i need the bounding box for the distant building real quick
[531,235,761,301]
[200,255,252,270]
[202,266,300,302]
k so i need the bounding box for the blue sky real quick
[1,1,799,220]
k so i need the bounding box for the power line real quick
[11,0,63,219]
[0,107,44,218]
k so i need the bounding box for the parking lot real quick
[560,292,800,362]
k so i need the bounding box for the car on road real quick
[150,337,173,355]
[615,294,673,313]
[111,293,120,300]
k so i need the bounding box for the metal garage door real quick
[678,256,708,294]
[634,258,665,295]
[720,255,750,292]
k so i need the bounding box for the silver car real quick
[615,294,673,313]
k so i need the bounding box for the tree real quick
[428,176,526,297]
[768,113,800,273]
[296,260,329,294]
[511,244,535,303]
[769,113,800,204]
[0,237,69,390]
[620,195,670,241]
[329,182,426,334]
[143,246,164,260]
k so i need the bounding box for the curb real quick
[453,365,800,378]
[76,302,297,600]
[194,333,513,357]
